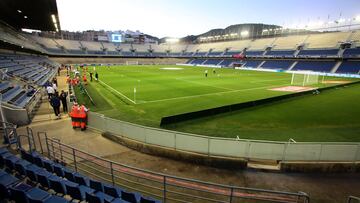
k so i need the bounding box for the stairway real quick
[331,61,342,73]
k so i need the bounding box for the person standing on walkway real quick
[50,93,61,118]
[46,84,55,99]
[59,90,68,113]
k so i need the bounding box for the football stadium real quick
[0,0,360,202]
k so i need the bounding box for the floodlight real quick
[51,14,57,23]
[240,31,249,37]
[17,10,22,13]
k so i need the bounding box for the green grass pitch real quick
[74,65,360,142]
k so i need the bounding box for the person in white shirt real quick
[52,83,57,93]
[46,85,55,99]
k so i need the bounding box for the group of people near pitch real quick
[69,102,88,131]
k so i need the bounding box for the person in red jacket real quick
[70,102,80,129]
[79,104,89,131]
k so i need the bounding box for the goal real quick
[291,73,319,86]
[126,61,139,65]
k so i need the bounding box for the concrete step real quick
[32,113,70,123]
[247,159,281,171]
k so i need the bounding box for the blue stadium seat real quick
[121,190,141,203]
[65,181,94,201]
[4,155,21,171]
[74,172,90,186]
[86,191,115,203]
[53,163,65,177]
[29,195,69,203]
[25,164,42,182]
[90,179,105,192]
[0,172,19,198]
[64,168,76,182]
[0,152,13,168]
[35,170,53,188]
[104,184,123,198]
[10,182,34,203]
[25,187,52,203]
[49,175,68,195]
[14,159,31,176]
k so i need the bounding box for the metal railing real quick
[348,196,360,203]
[14,129,310,203]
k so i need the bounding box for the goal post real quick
[126,61,139,65]
[291,72,319,86]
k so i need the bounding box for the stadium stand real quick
[343,47,360,58]
[305,32,350,48]
[29,36,64,54]
[132,43,150,56]
[260,60,294,70]
[245,50,264,56]
[0,147,161,203]
[81,41,104,54]
[219,59,241,66]
[203,59,223,65]
[349,30,360,46]
[272,35,308,50]
[265,50,295,57]
[335,61,360,74]
[243,60,263,68]
[248,38,276,50]
[292,61,336,72]
[228,39,252,51]
[297,48,339,57]
[54,39,84,54]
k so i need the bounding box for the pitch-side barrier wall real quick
[87,112,360,164]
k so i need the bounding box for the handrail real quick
[348,196,360,203]
[43,135,310,203]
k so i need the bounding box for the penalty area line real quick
[98,80,136,104]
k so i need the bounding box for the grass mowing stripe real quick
[141,83,290,104]
[175,77,235,91]
[98,79,136,104]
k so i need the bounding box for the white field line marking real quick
[141,83,289,104]
[175,77,235,91]
[98,80,136,104]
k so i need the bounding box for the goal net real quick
[291,73,319,86]
[126,61,139,65]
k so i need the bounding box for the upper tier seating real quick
[248,38,276,50]
[55,39,81,50]
[265,50,295,57]
[349,30,360,47]
[335,61,360,74]
[297,49,339,57]
[305,32,350,48]
[245,50,264,56]
[272,35,308,50]
[292,61,336,72]
[81,41,103,51]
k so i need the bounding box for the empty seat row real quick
[18,148,160,203]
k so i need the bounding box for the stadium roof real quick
[0,0,60,32]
